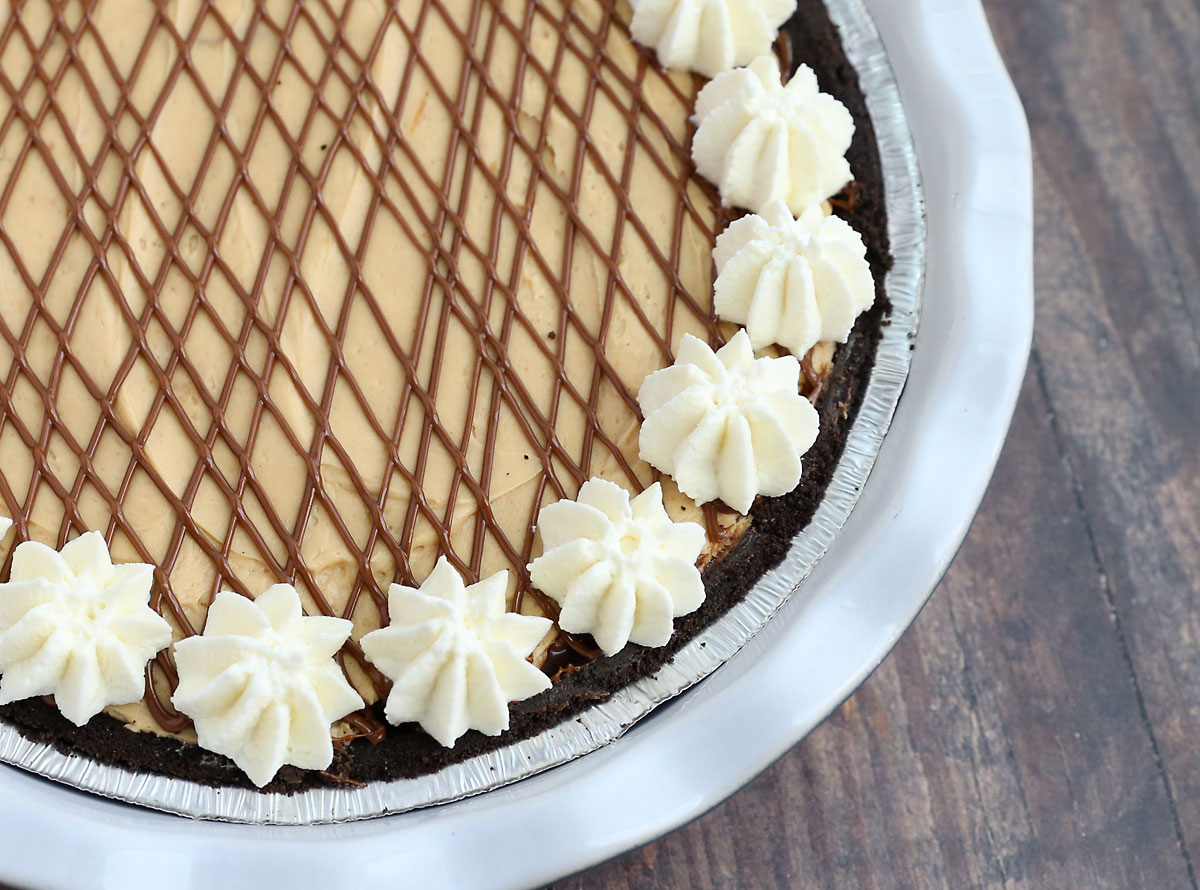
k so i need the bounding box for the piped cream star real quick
[171,584,364,787]
[0,531,173,726]
[361,557,552,748]
[692,56,854,214]
[638,331,819,513]
[528,479,706,655]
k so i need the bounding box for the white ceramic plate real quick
[0,0,1031,885]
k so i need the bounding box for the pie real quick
[0,0,888,791]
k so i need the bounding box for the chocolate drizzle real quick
[543,629,602,682]
[802,349,833,405]
[0,0,742,738]
[145,655,191,734]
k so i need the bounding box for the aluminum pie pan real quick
[0,0,924,825]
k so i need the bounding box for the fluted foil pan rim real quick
[0,0,924,824]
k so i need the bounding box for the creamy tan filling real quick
[0,0,830,739]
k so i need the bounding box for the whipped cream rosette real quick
[528,479,706,656]
[714,200,875,356]
[692,55,854,215]
[172,584,364,787]
[360,558,552,748]
[629,0,797,77]
[0,532,173,727]
[638,331,820,513]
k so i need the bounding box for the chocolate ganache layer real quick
[0,0,889,791]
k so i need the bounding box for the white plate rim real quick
[0,0,1032,885]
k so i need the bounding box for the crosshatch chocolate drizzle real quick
[0,0,826,744]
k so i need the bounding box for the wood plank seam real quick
[1031,345,1199,890]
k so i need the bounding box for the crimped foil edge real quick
[0,0,924,825]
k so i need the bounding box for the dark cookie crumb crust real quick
[0,0,893,795]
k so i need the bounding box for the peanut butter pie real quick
[0,0,888,790]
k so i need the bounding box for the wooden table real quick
[549,0,1200,886]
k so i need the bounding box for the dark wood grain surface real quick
[546,0,1200,887]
